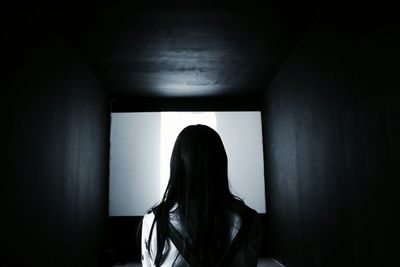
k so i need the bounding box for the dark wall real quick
[2,6,109,266]
[262,5,399,267]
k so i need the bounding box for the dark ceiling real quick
[58,0,325,98]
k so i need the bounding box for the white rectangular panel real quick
[109,111,266,216]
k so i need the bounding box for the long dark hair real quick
[146,124,244,266]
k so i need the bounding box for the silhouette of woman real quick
[140,124,262,267]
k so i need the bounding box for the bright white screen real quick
[109,112,266,216]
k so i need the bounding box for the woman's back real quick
[141,202,262,267]
[140,125,262,266]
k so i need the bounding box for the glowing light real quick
[160,112,217,198]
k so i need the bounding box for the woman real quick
[140,125,262,267]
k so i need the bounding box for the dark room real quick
[2,0,399,266]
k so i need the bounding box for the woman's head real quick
[148,124,243,266]
[163,124,231,205]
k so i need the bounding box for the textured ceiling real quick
[59,1,324,98]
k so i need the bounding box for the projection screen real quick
[109,111,266,216]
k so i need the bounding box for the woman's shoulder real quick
[239,203,261,227]
[142,203,177,225]
[231,198,258,216]
[142,208,156,227]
